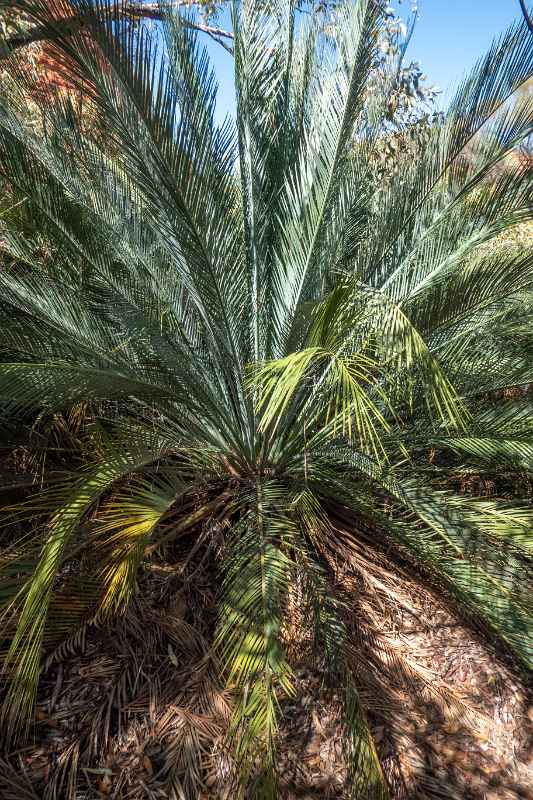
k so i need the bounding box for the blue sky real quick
[202,0,526,121]
[407,0,525,105]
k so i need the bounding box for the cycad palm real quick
[0,1,532,797]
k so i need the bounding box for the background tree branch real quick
[0,1,235,60]
[519,0,533,33]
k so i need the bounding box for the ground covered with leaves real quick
[0,531,530,800]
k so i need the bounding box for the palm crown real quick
[0,1,532,797]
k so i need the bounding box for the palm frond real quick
[1,427,171,736]
[0,2,531,793]
[216,485,295,797]
[92,473,179,614]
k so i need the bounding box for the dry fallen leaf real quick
[167,643,178,667]
[35,708,59,728]
[305,734,322,756]
[97,774,113,796]
[312,708,325,736]
[142,755,153,775]
[171,593,188,619]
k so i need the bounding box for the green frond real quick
[295,544,390,799]
[381,479,532,667]
[254,346,392,459]
[92,474,179,615]
[1,428,169,737]
[273,0,382,355]
[344,678,391,800]
[216,485,296,797]
[316,446,532,667]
